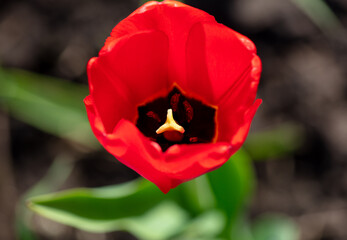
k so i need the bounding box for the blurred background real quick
[1,0,347,239]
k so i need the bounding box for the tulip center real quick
[136,87,216,151]
[156,109,185,142]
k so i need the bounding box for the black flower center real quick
[136,87,217,151]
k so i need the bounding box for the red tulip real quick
[85,0,262,193]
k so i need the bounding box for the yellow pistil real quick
[156,109,185,142]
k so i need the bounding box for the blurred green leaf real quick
[24,154,75,199]
[127,201,188,240]
[0,68,98,149]
[230,215,254,240]
[207,149,255,219]
[16,221,37,240]
[244,123,304,161]
[291,0,343,34]
[27,179,170,233]
[206,149,255,237]
[174,175,216,216]
[252,214,299,240]
[16,154,75,240]
[173,210,226,240]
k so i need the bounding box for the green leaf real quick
[28,179,191,239]
[290,0,344,35]
[174,175,216,216]
[126,201,188,240]
[252,214,299,240]
[27,180,172,234]
[244,123,304,161]
[207,149,255,221]
[230,215,254,240]
[173,210,226,240]
[206,149,255,240]
[16,154,75,240]
[0,68,98,149]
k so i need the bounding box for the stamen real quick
[183,100,193,123]
[156,109,185,142]
[146,111,161,122]
[170,93,180,112]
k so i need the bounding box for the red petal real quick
[218,99,262,147]
[105,120,233,193]
[84,104,234,193]
[230,99,262,146]
[96,30,170,106]
[185,22,255,104]
[163,142,233,188]
[96,119,175,193]
[87,57,136,133]
[84,95,106,138]
[104,120,233,193]
[85,99,169,191]
[218,55,261,110]
[231,30,257,53]
[102,1,215,87]
[102,120,229,194]
[217,54,262,143]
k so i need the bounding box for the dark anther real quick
[170,93,180,112]
[183,100,193,123]
[146,111,161,123]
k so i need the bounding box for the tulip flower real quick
[85,0,262,193]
